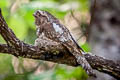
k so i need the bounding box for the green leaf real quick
[81,43,91,52]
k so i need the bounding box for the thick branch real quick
[0,9,120,79]
[0,44,14,53]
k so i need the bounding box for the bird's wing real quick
[69,32,84,52]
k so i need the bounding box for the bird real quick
[33,10,95,76]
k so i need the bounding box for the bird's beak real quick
[33,13,37,18]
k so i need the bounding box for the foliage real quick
[0,0,90,80]
[28,67,88,80]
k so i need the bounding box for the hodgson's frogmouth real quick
[33,10,95,76]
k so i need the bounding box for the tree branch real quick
[0,8,119,79]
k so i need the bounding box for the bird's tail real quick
[63,42,95,77]
[73,51,95,77]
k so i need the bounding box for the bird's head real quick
[33,10,49,26]
[33,10,57,26]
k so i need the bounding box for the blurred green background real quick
[0,0,90,80]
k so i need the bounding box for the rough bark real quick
[0,8,120,79]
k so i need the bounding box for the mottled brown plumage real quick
[33,10,95,76]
